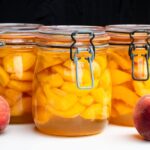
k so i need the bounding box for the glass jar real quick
[106,25,150,126]
[33,26,111,136]
[0,23,41,123]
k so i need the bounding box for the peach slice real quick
[3,53,36,73]
[38,73,64,88]
[115,101,133,115]
[10,71,33,81]
[133,80,150,97]
[47,103,85,118]
[109,51,130,70]
[112,85,139,107]
[0,66,9,87]
[79,95,94,106]
[43,87,78,111]
[32,87,47,107]
[51,65,76,82]
[4,88,22,107]
[34,107,51,125]
[61,82,89,96]
[80,104,108,120]
[8,80,32,92]
[110,69,131,85]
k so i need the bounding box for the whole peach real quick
[0,96,10,132]
[134,95,150,141]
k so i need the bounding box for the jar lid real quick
[37,26,109,47]
[106,24,150,44]
[0,23,41,45]
[0,23,41,31]
[39,25,105,35]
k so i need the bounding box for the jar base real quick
[110,114,134,126]
[35,116,108,137]
[10,115,33,124]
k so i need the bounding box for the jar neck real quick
[0,33,36,45]
[36,33,109,47]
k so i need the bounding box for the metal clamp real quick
[74,47,95,90]
[129,30,150,81]
[70,31,95,61]
[70,31,95,89]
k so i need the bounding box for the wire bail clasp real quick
[70,31,95,89]
[129,30,150,81]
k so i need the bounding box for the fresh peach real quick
[134,95,150,140]
[0,96,10,132]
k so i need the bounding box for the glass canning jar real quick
[106,25,150,126]
[33,26,111,136]
[0,23,41,123]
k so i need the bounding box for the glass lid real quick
[37,25,109,47]
[106,24,150,44]
[106,24,150,33]
[0,23,41,44]
[0,23,41,31]
[39,25,106,35]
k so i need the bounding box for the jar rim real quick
[0,23,41,31]
[106,24,150,33]
[106,24,150,44]
[39,25,106,35]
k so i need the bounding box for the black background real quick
[0,0,150,25]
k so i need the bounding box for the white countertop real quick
[0,124,149,150]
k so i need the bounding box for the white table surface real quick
[0,124,149,150]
